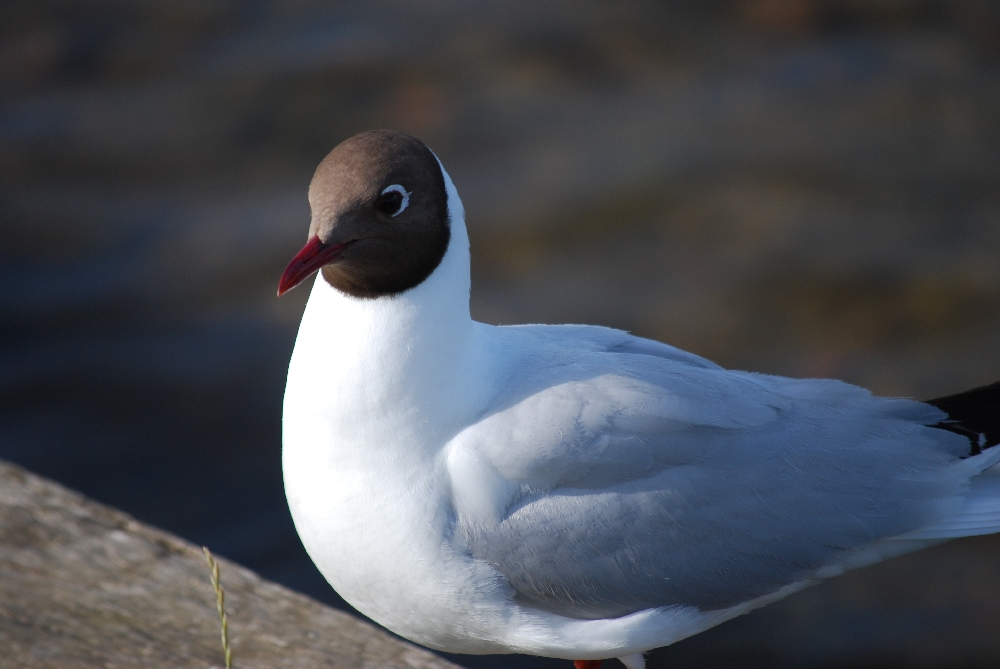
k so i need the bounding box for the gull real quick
[278,130,1000,669]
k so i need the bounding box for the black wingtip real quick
[926,381,1000,456]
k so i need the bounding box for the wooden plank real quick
[0,459,462,669]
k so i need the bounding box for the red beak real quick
[277,236,352,296]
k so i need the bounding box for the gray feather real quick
[454,325,972,619]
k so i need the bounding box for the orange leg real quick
[574,662,602,669]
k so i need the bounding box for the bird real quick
[278,129,1000,669]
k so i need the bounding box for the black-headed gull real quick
[278,130,1000,669]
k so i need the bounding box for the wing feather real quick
[447,325,978,619]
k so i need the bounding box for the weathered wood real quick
[0,459,462,669]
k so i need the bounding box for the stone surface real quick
[0,459,461,669]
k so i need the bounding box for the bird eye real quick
[377,184,411,217]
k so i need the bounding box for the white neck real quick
[283,166,490,455]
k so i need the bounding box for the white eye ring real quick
[380,184,411,217]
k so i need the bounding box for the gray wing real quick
[454,327,971,619]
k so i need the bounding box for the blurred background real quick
[2,1,1000,667]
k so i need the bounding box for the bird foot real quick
[574,662,602,669]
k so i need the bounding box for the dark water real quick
[3,2,1000,668]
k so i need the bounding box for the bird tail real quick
[892,381,1000,541]
[926,381,1000,455]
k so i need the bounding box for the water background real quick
[3,2,1000,667]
